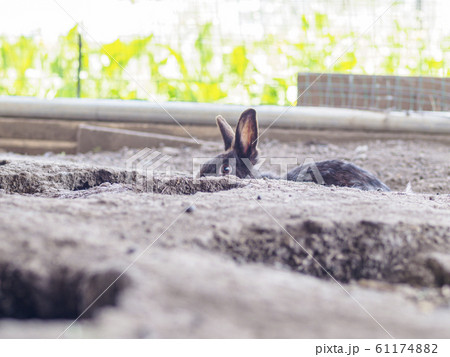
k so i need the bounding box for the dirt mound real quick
[0,159,242,196]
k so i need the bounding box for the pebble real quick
[185,205,196,213]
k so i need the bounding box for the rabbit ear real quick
[216,115,235,151]
[234,108,259,160]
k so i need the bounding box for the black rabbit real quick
[200,108,390,192]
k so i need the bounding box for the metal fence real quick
[298,73,450,111]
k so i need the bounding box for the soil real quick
[0,129,449,338]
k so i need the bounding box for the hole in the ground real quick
[0,264,128,320]
[0,161,243,196]
[210,219,450,287]
[67,168,116,192]
[74,181,92,191]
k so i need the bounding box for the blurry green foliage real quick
[0,14,448,106]
[0,36,39,95]
[50,25,81,97]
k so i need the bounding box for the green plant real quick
[0,13,448,105]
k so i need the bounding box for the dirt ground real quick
[0,128,449,338]
[33,128,450,193]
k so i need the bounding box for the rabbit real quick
[200,108,391,192]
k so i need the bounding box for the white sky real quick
[0,0,182,41]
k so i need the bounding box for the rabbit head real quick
[200,108,260,178]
